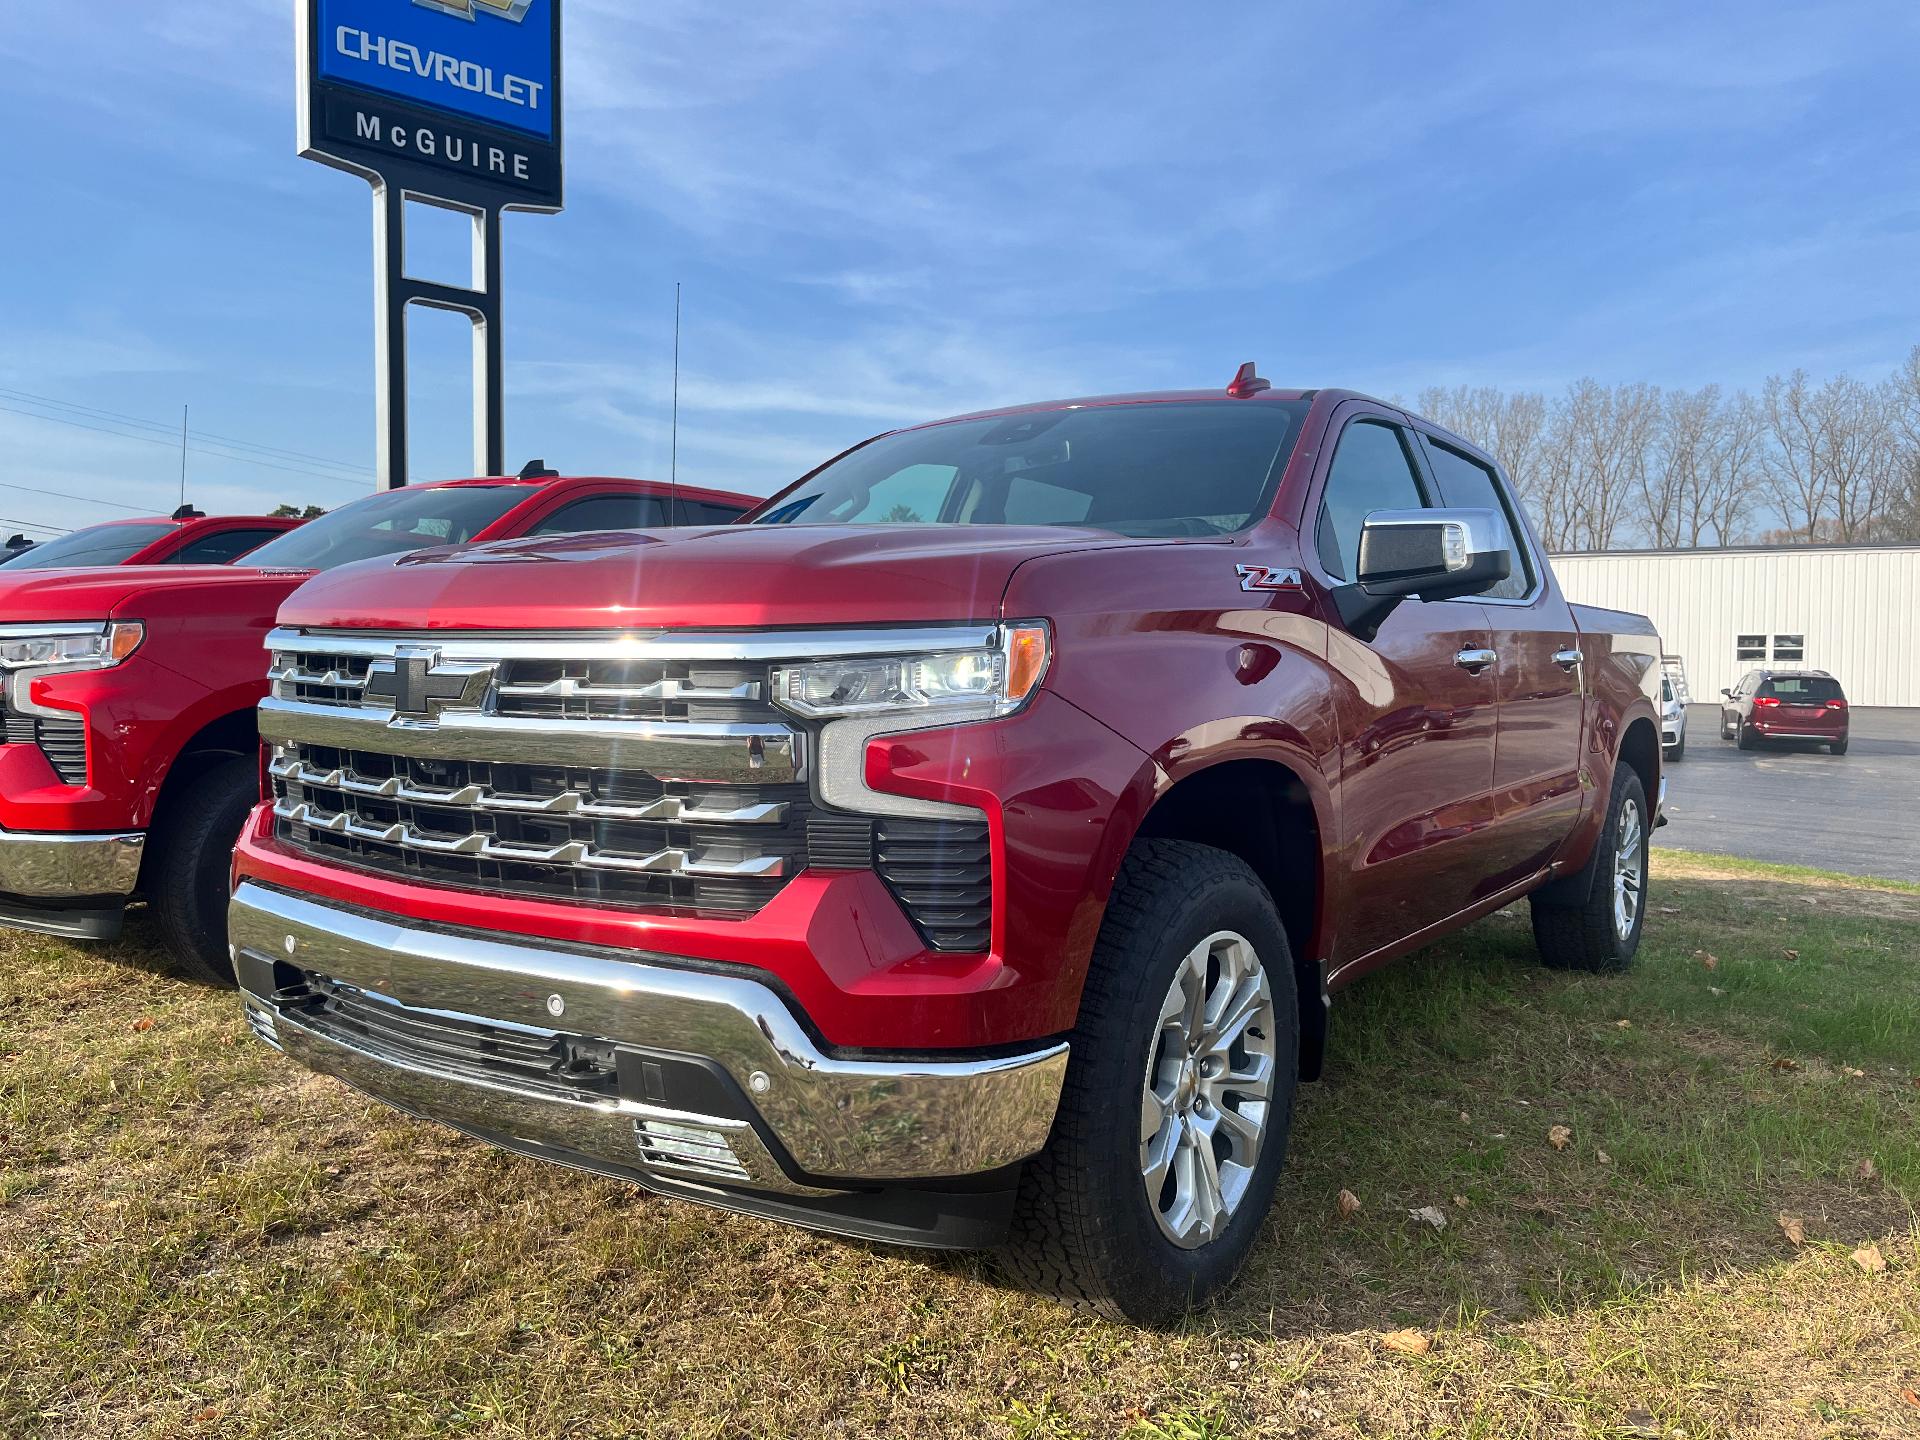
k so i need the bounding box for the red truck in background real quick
[0,473,750,976]
[0,509,304,570]
[234,381,1664,1322]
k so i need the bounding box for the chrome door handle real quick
[1552,648,1583,672]
[1455,647,1497,674]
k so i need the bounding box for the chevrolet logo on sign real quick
[415,0,534,19]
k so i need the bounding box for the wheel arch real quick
[137,707,258,887]
[1125,755,1331,1081]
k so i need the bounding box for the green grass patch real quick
[1,856,1915,1438]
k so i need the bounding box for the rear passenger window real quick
[168,528,284,565]
[526,494,670,535]
[1421,440,1534,601]
[1316,420,1427,581]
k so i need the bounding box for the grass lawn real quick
[2,852,1916,1439]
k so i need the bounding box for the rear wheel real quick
[146,755,256,987]
[1831,737,1849,755]
[1737,722,1758,751]
[1002,839,1299,1325]
[1530,765,1649,974]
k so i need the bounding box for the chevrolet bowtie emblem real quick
[364,647,494,721]
[413,0,534,22]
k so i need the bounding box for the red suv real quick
[1720,669,1850,754]
[0,511,302,569]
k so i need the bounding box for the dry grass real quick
[2,853,1916,1439]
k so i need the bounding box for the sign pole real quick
[297,0,563,489]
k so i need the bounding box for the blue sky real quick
[2,1,1918,534]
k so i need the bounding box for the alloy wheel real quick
[1139,930,1277,1249]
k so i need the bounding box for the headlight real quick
[772,624,1050,721]
[0,622,145,672]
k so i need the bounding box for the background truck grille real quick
[264,631,996,947]
[3,712,87,786]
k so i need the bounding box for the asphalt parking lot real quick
[1655,705,1920,882]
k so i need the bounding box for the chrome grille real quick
[263,630,807,917]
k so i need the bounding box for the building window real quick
[1735,634,1766,662]
[1773,634,1805,662]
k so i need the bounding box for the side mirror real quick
[1333,508,1512,640]
[1719,689,1734,700]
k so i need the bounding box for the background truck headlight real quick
[0,622,145,718]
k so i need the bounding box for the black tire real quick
[1002,839,1299,1325]
[1530,764,1649,975]
[1736,722,1758,751]
[1666,735,1685,762]
[1830,738,1849,755]
[146,755,257,987]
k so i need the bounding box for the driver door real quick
[1309,406,1498,975]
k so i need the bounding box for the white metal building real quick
[1550,544,1920,709]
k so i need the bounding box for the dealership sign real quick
[299,0,564,211]
[295,0,565,489]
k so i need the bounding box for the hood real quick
[0,563,315,624]
[277,524,1168,631]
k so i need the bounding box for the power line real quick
[0,385,373,477]
[0,515,64,535]
[0,402,375,490]
[0,479,150,514]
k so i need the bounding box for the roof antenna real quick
[669,281,682,524]
[171,503,205,521]
[178,404,189,508]
[1226,361,1270,398]
[517,459,559,479]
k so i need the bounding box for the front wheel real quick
[146,755,257,987]
[1666,735,1685,762]
[1530,765,1649,974]
[1002,839,1299,1325]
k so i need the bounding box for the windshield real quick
[2,521,177,569]
[753,401,1309,538]
[242,485,530,571]
[1760,676,1843,702]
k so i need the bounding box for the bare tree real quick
[1547,380,1659,550]
[1761,371,1829,542]
[1699,390,1765,546]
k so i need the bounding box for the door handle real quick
[1552,648,1583,672]
[1455,647,1497,674]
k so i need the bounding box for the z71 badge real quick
[1236,564,1303,593]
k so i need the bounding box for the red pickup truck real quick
[234,383,1664,1322]
[0,473,749,973]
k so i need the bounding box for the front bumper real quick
[231,882,1069,1246]
[0,826,145,938]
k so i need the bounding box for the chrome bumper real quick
[229,882,1067,1196]
[0,826,145,899]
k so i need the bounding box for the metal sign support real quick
[371,185,507,490]
[296,0,563,491]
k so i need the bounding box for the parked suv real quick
[0,511,302,570]
[1719,669,1849,754]
[0,474,749,970]
[236,380,1664,1322]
